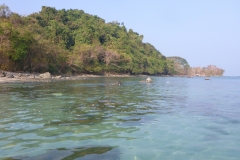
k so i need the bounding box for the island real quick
[0,5,224,78]
[167,56,224,76]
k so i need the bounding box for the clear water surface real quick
[0,76,240,160]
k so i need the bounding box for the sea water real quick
[0,76,240,160]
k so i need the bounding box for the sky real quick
[2,0,240,76]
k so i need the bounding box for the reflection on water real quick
[1,77,240,159]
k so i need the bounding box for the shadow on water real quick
[6,146,119,160]
[204,126,230,135]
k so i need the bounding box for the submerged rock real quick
[108,81,122,86]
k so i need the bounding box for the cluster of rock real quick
[39,72,51,79]
[0,70,91,83]
[0,70,152,84]
[104,73,132,77]
[1,71,14,78]
[0,71,52,79]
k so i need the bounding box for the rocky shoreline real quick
[0,71,135,83]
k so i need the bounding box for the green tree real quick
[0,4,12,18]
[0,5,192,75]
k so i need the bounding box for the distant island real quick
[0,5,224,76]
[190,65,224,76]
[168,56,224,76]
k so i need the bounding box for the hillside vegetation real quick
[167,57,224,76]
[0,5,177,75]
[167,56,190,75]
[191,65,224,76]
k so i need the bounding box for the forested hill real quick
[167,56,190,75]
[0,5,177,75]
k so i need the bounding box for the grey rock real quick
[18,73,28,77]
[54,75,61,79]
[13,75,20,78]
[6,74,14,78]
[146,77,153,83]
[39,72,51,79]
[28,75,36,79]
[140,77,153,83]
[0,72,5,77]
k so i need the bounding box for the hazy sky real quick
[2,0,240,76]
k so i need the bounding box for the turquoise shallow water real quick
[0,76,240,159]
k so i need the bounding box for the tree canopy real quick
[0,5,179,75]
[0,4,12,18]
[167,56,190,75]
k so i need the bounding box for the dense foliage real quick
[167,56,224,76]
[167,56,190,75]
[0,5,177,74]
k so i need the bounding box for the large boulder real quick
[39,72,51,79]
[0,71,5,77]
[6,74,14,78]
[140,77,153,83]
[146,77,152,82]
